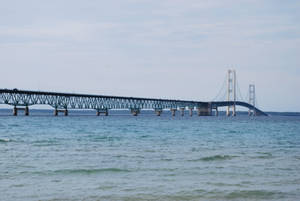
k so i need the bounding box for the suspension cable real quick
[245,92,249,104]
[236,79,244,102]
[255,96,259,108]
[212,74,227,101]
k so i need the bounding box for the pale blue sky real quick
[0,0,299,111]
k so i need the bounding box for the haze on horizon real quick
[0,0,299,112]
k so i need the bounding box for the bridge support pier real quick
[155,108,163,116]
[170,108,177,116]
[212,107,218,116]
[54,108,58,116]
[130,108,140,116]
[13,106,29,116]
[96,109,108,116]
[180,108,185,116]
[53,108,68,116]
[249,110,256,116]
[197,106,211,116]
[189,108,193,116]
[227,105,236,116]
[64,109,68,116]
[25,106,29,116]
[13,106,17,116]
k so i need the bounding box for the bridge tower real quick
[226,69,236,116]
[248,84,256,116]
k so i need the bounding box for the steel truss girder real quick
[0,89,202,110]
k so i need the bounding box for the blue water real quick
[1,110,300,201]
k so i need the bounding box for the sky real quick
[0,0,299,112]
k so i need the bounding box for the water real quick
[1,110,300,201]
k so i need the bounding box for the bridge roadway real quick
[0,89,267,116]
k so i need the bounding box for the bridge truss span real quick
[0,89,210,116]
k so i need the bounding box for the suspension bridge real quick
[0,70,267,116]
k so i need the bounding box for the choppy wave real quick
[0,138,11,142]
[254,152,274,159]
[206,182,243,187]
[188,155,237,162]
[32,139,61,146]
[20,168,131,176]
[225,190,283,199]
[53,168,131,175]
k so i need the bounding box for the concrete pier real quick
[189,108,193,116]
[227,105,236,116]
[155,108,163,116]
[13,106,29,116]
[197,106,211,116]
[53,108,68,116]
[96,109,108,116]
[130,108,140,116]
[13,106,17,116]
[25,106,29,116]
[54,108,58,116]
[232,105,236,116]
[196,107,200,116]
[170,108,177,116]
[180,108,185,116]
[248,110,256,116]
[64,109,68,116]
